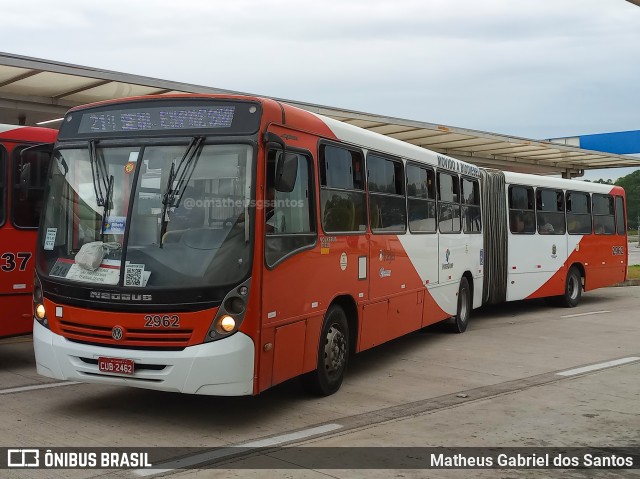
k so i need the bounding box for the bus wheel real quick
[451,277,471,333]
[302,305,349,396]
[562,266,582,308]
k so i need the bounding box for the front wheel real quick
[562,266,582,308]
[451,277,471,333]
[302,305,350,396]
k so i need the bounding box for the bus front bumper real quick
[33,320,255,396]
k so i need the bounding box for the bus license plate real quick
[98,357,135,375]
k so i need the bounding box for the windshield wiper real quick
[159,137,205,246]
[100,175,114,241]
[88,140,109,207]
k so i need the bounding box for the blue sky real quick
[3,0,640,180]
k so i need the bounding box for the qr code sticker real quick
[124,264,144,287]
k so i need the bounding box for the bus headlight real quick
[219,315,236,332]
[33,273,49,328]
[205,278,251,342]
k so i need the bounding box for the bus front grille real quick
[59,320,193,349]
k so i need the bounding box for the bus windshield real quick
[38,142,253,289]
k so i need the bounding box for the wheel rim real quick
[568,275,579,300]
[324,323,346,378]
[459,287,469,324]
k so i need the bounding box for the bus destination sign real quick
[58,100,261,139]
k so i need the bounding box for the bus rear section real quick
[481,170,628,307]
[0,125,57,338]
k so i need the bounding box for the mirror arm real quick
[263,131,286,154]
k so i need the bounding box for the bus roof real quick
[0,123,57,142]
[503,170,623,195]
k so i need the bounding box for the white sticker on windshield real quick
[44,228,57,250]
[65,264,120,285]
[124,264,145,287]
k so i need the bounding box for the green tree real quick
[615,170,640,231]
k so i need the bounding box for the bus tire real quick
[302,304,349,396]
[562,266,582,308]
[451,277,471,333]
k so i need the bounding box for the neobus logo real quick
[89,292,153,301]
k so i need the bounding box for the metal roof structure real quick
[2,51,640,177]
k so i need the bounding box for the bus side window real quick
[319,144,366,233]
[536,188,565,235]
[567,191,592,235]
[406,163,436,233]
[437,172,461,233]
[593,194,615,235]
[265,150,316,267]
[0,146,5,227]
[461,177,481,233]
[615,196,626,236]
[367,154,406,233]
[508,185,535,234]
[12,146,50,229]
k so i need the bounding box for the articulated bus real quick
[1,124,57,338]
[32,95,627,396]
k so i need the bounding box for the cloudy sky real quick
[3,0,640,179]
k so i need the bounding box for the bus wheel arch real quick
[451,274,472,334]
[331,295,358,355]
[562,264,583,308]
[302,295,357,396]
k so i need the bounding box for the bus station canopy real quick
[2,51,639,177]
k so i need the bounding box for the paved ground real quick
[1,286,639,478]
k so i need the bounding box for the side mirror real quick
[275,153,298,193]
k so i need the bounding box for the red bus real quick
[1,124,57,338]
[32,95,627,395]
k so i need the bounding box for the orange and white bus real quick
[32,95,627,395]
[1,124,57,338]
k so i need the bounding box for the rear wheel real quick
[451,277,471,333]
[302,304,349,396]
[562,266,582,308]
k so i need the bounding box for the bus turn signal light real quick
[35,304,46,320]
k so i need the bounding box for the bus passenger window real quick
[265,150,316,267]
[12,147,51,229]
[406,164,436,233]
[508,185,536,234]
[367,154,406,233]
[461,178,481,233]
[437,172,461,233]
[593,194,615,235]
[536,188,565,235]
[0,148,5,227]
[567,191,592,235]
[319,144,366,233]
